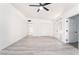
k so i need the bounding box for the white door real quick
[57,21,62,40]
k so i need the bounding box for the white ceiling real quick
[12,3,79,20]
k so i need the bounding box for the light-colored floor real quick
[0,36,78,55]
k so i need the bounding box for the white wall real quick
[62,4,79,19]
[0,4,28,50]
[27,19,54,36]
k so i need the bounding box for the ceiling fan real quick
[29,3,51,12]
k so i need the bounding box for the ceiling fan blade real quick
[43,7,49,11]
[39,3,43,6]
[29,5,40,7]
[43,3,51,6]
[37,9,40,12]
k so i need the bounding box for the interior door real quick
[57,21,62,40]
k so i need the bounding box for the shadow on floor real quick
[69,42,78,49]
